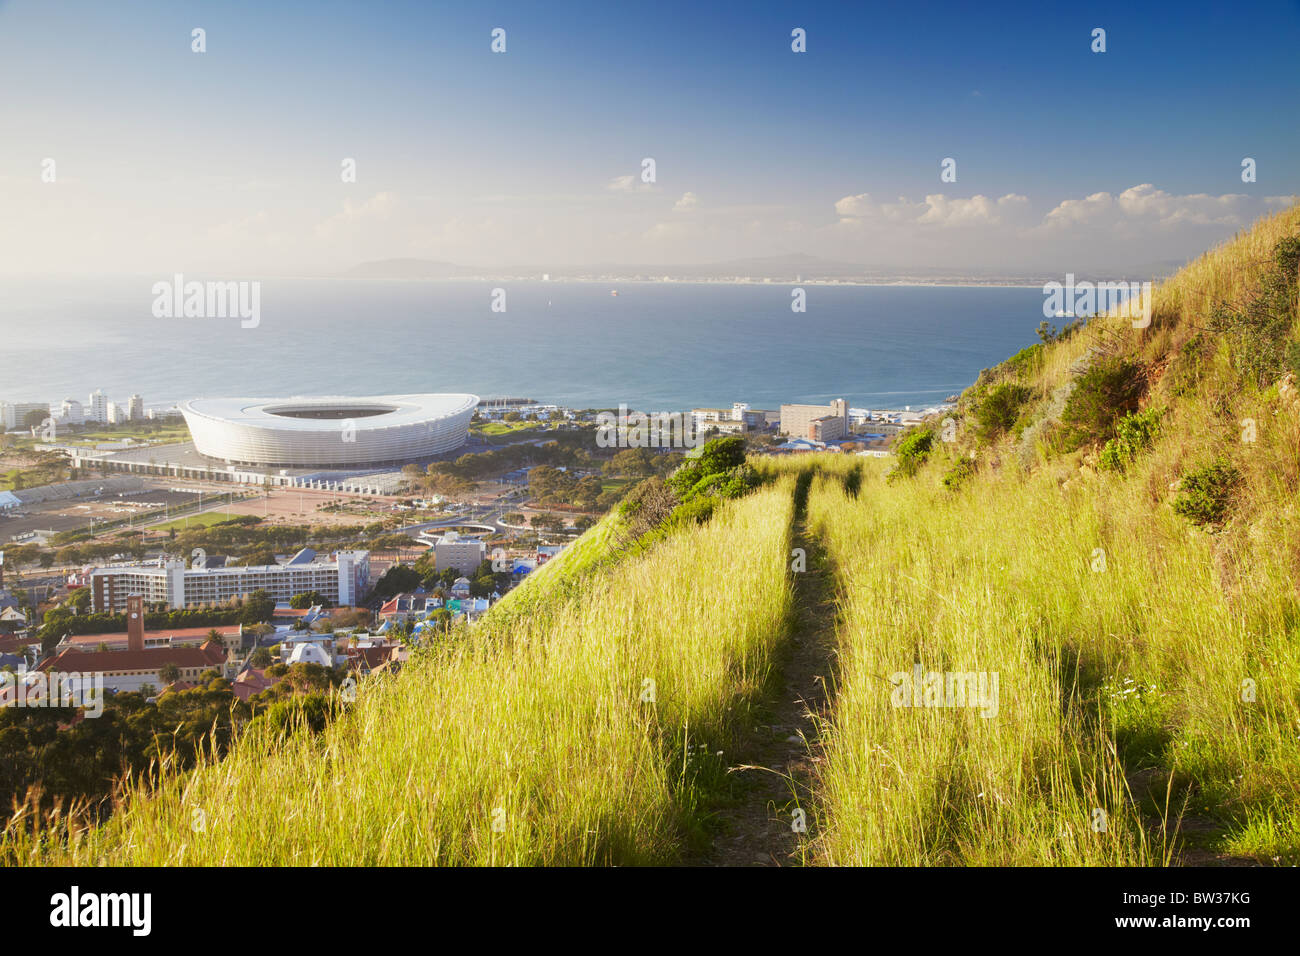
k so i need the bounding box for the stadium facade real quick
[178,394,478,468]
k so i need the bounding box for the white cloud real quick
[834,192,1028,227]
[315,192,397,239]
[673,191,699,213]
[1040,184,1250,231]
[606,174,656,194]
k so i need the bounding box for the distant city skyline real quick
[1,0,1298,277]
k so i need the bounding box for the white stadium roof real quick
[180,393,478,468]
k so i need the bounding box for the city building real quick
[58,398,85,426]
[0,401,50,431]
[780,399,850,441]
[179,393,478,468]
[128,394,145,421]
[89,549,370,612]
[37,596,229,694]
[431,531,486,574]
[690,402,774,436]
[87,389,109,424]
[55,622,244,657]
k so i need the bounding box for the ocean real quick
[0,277,1047,412]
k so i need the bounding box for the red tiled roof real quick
[230,667,277,702]
[38,641,227,674]
[0,634,32,654]
[63,625,241,646]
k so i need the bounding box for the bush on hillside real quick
[667,436,747,499]
[941,456,976,491]
[618,476,678,539]
[973,382,1033,441]
[1057,357,1146,450]
[1206,236,1300,388]
[619,436,759,540]
[1003,343,1045,379]
[887,427,934,483]
[1099,407,1164,472]
[1172,457,1240,527]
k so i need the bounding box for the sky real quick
[1,0,1298,277]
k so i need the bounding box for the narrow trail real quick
[697,475,844,867]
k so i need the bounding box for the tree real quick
[67,587,92,613]
[603,447,657,477]
[249,646,273,668]
[530,512,565,532]
[372,564,422,600]
[240,589,275,626]
[290,590,330,609]
[159,663,181,685]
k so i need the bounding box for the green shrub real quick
[1058,357,1146,450]
[1206,236,1300,387]
[667,436,747,499]
[1172,457,1240,527]
[941,456,976,491]
[887,427,934,482]
[1003,343,1045,379]
[973,382,1033,441]
[1099,407,1164,472]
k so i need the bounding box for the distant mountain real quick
[339,254,1049,283]
[342,258,480,279]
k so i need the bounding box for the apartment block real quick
[90,549,370,612]
[780,399,850,441]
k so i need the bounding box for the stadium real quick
[178,394,479,468]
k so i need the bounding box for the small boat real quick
[609,290,619,297]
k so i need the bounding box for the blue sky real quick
[1,0,1297,275]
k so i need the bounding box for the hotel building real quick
[780,399,850,441]
[90,549,370,612]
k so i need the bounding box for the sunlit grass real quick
[8,483,796,865]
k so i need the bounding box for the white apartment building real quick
[59,399,85,425]
[87,389,109,424]
[128,394,144,420]
[432,532,486,574]
[90,549,370,612]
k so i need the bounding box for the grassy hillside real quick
[7,204,1298,866]
[803,202,1300,865]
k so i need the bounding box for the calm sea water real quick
[0,278,1046,411]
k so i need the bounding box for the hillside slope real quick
[802,202,1300,865]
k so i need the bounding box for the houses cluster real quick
[377,586,492,633]
[0,591,402,709]
[475,399,574,423]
